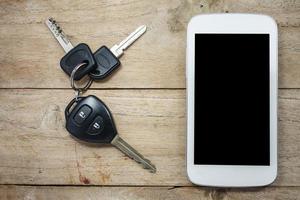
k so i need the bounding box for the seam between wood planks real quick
[0,184,299,188]
[0,88,299,90]
[0,88,186,90]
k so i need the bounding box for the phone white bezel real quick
[186,14,278,187]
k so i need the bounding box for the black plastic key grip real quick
[89,46,121,80]
[60,43,96,80]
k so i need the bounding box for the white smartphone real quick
[186,14,278,187]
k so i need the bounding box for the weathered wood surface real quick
[0,0,299,89]
[0,0,299,26]
[0,0,300,199]
[0,186,300,200]
[0,89,299,186]
[0,90,186,185]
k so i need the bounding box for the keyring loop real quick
[70,62,93,92]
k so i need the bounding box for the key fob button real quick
[88,116,104,135]
[74,105,92,124]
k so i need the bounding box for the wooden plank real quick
[279,27,300,88]
[0,186,300,200]
[0,0,299,89]
[0,0,299,26]
[0,89,299,186]
[0,89,187,185]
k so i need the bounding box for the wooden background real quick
[0,0,299,199]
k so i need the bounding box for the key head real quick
[60,43,96,80]
[89,46,121,80]
[65,95,118,143]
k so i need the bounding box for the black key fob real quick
[64,95,117,143]
[60,43,96,80]
[89,46,121,80]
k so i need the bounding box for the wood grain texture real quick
[0,186,300,200]
[0,0,299,26]
[0,89,299,186]
[0,0,300,198]
[0,0,299,89]
[0,89,187,185]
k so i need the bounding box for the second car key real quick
[46,18,147,80]
[65,95,156,173]
[46,18,96,80]
[89,25,146,80]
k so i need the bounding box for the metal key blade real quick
[45,17,74,53]
[111,135,156,173]
[110,25,147,58]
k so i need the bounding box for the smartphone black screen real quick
[194,34,270,165]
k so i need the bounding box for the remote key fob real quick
[64,95,157,172]
[65,95,117,143]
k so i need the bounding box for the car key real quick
[46,18,96,80]
[46,18,147,80]
[65,95,156,173]
[89,25,147,80]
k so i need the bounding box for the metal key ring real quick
[70,62,93,92]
